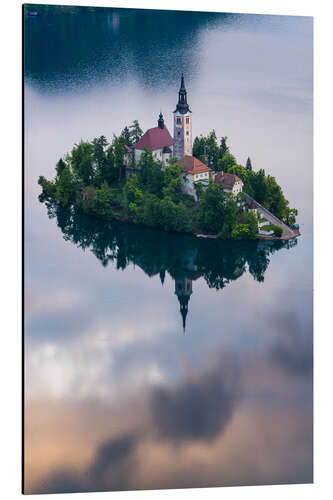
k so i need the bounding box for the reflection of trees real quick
[44,199,297,289]
[43,199,297,330]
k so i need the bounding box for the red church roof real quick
[133,126,173,151]
[178,155,212,175]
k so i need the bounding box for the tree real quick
[89,181,114,218]
[71,140,95,185]
[121,126,132,146]
[218,152,237,172]
[197,182,228,233]
[113,135,126,180]
[162,164,182,202]
[103,145,117,184]
[283,207,298,227]
[160,198,191,232]
[55,158,66,179]
[38,175,56,198]
[55,166,77,207]
[251,169,267,205]
[193,131,219,169]
[231,211,258,239]
[219,136,229,158]
[218,196,239,239]
[123,174,144,213]
[192,135,207,164]
[129,120,143,144]
[92,136,108,185]
[246,157,252,171]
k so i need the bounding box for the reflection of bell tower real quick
[175,277,193,332]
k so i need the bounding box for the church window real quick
[176,117,181,125]
[178,131,181,136]
[186,117,190,124]
[186,131,189,135]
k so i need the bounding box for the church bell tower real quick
[173,73,192,159]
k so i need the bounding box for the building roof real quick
[214,171,242,190]
[178,155,212,175]
[132,125,173,151]
[174,72,191,115]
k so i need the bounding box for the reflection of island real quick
[43,200,297,331]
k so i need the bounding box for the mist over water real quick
[24,7,313,494]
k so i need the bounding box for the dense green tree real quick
[137,149,164,196]
[283,207,298,227]
[160,198,191,232]
[92,135,108,185]
[113,135,126,180]
[192,135,207,163]
[55,158,67,179]
[218,196,239,239]
[87,181,114,218]
[129,120,143,144]
[71,140,95,185]
[219,136,229,158]
[251,169,267,205]
[193,131,219,169]
[55,166,77,207]
[162,164,182,202]
[197,182,228,233]
[38,175,56,198]
[103,145,118,184]
[218,152,237,172]
[121,126,132,146]
[123,174,144,213]
[246,157,252,171]
[231,211,258,240]
[206,130,220,169]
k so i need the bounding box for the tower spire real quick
[175,276,192,333]
[158,110,164,129]
[175,72,190,114]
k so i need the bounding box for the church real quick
[124,72,193,165]
[124,73,242,200]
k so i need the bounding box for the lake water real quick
[24,7,313,494]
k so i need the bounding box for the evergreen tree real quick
[129,120,143,144]
[92,136,108,185]
[246,157,252,171]
[219,136,229,158]
[55,166,76,207]
[55,158,66,179]
[113,135,126,180]
[71,140,95,185]
[121,126,132,146]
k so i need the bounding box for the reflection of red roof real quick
[178,155,212,175]
[133,126,173,150]
[214,171,242,189]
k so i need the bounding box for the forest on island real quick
[38,121,297,240]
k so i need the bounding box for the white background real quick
[0,0,332,498]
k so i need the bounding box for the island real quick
[38,74,299,241]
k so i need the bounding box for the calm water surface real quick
[24,7,313,494]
